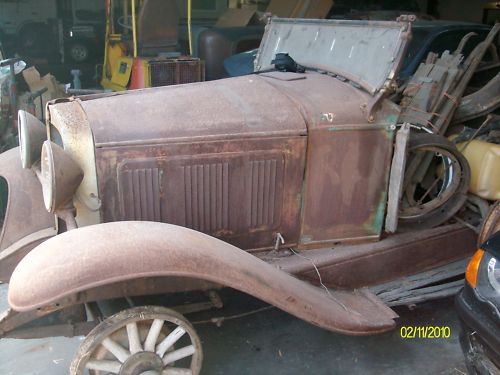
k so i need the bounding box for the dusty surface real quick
[0,284,467,374]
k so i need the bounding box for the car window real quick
[427,30,489,58]
[402,28,432,70]
[399,27,491,78]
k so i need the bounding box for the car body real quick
[224,20,491,79]
[456,208,500,375]
[0,17,495,374]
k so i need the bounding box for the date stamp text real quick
[400,326,451,339]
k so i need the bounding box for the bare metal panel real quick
[300,125,394,246]
[260,72,371,128]
[256,18,411,95]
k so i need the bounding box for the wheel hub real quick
[119,351,163,375]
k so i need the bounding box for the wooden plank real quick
[385,124,410,233]
[385,283,464,306]
[370,258,468,294]
[378,279,464,303]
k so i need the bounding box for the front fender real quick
[8,221,397,335]
[0,148,56,281]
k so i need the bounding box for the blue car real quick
[224,21,491,80]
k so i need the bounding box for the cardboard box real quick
[266,0,331,18]
[22,66,66,119]
[215,8,261,27]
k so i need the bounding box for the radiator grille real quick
[149,58,204,87]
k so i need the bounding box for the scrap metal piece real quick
[385,123,411,233]
[8,221,398,335]
[478,201,500,245]
[432,24,500,135]
[452,72,500,124]
[454,32,479,55]
[372,259,468,306]
[400,23,500,135]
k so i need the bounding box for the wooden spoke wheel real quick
[70,306,202,375]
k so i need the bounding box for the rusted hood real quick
[55,72,372,147]
[259,71,372,128]
[76,75,308,146]
[9,221,398,335]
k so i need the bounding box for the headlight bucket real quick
[18,110,47,169]
[475,251,500,308]
[40,140,84,213]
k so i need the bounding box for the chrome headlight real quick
[40,141,84,213]
[17,110,47,169]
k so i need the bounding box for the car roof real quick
[412,20,490,32]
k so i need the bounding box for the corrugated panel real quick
[248,159,278,228]
[99,137,306,250]
[183,162,229,232]
[120,167,161,221]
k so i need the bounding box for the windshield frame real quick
[255,18,412,95]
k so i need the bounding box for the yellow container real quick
[458,140,500,200]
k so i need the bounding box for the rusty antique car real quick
[0,18,499,375]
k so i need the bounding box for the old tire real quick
[398,132,471,230]
[67,40,90,63]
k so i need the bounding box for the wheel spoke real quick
[127,322,143,354]
[102,337,131,363]
[156,326,186,357]
[162,368,193,375]
[86,359,121,373]
[162,345,195,366]
[144,319,164,352]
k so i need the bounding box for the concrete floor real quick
[0,284,468,375]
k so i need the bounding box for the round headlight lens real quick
[18,110,46,169]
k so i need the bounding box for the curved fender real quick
[8,222,397,335]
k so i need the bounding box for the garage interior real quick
[0,0,499,374]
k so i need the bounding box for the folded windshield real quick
[255,18,411,95]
